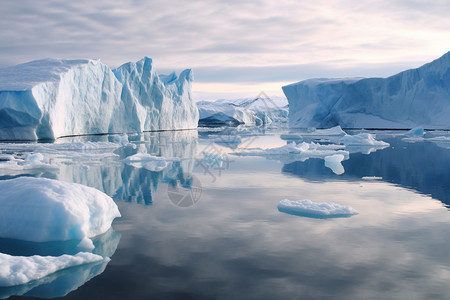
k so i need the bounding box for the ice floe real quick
[277,199,359,218]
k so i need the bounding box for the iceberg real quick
[283,51,450,129]
[0,252,105,287]
[197,96,288,127]
[0,57,198,140]
[277,199,359,219]
[0,177,120,243]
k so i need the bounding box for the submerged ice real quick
[0,57,198,140]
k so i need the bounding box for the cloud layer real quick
[1,0,449,98]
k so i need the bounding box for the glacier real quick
[197,96,288,127]
[0,57,198,140]
[283,51,450,129]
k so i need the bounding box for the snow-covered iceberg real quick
[277,199,359,219]
[0,177,120,245]
[0,57,198,140]
[283,51,450,129]
[197,96,288,127]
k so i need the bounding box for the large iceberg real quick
[283,51,450,129]
[197,95,288,127]
[0,57,198,140]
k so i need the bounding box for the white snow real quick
[277,199,359,218]
[283,51,450,129]
[0,57,198,140]
[0,177,120,243]
[324,154,345,175]
[197,96,288,127]
[0,252,105,287]
[362,176,383,180]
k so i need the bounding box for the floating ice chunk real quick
[24,152,45,164]
[277,199,359,219]
[239,142,348,160]
[324,154,345,175]
[343,133,390,147]
[0,252,105,287]
[362,176,383,180]
[405,127,425,137]
[301,126,347,136]
[0,177,121,243]
[122,153,179,172]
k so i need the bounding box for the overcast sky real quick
[1,0,449,100]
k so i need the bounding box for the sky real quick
[0,0,449,100]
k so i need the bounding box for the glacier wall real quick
[283,51,450,129]
[0,57,198,140]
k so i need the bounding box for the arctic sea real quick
[2,126,450,299]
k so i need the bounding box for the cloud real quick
[0,0,448,88]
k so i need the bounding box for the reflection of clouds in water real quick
[104,176,450,299]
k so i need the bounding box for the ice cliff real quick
[283,51,450,129]
[0,57,198,140]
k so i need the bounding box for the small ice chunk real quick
[24,153,45,164]
[0,177,121,242]
[301,126,347,136]
[405,127,425,137]
[277,199,358,219]
[362,176,383,181]
[343,133,389,147]
[324,154,345,175]
[0,252,104,287]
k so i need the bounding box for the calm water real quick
[2,127,450,299]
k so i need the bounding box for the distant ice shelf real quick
[283,51,450,129]
[197,95,288,127]
[0,57,199,140]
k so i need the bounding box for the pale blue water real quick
[2,127,450,299]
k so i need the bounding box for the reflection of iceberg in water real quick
[12,130,198,205]
[0,229,120,299]
[282,137,450,206]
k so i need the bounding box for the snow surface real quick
[277,199,359,218]
[0,57,198,140]
[197,96,288,127]
[0,177,121,243]
[283,51,450,129]
[0,252,105,287]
